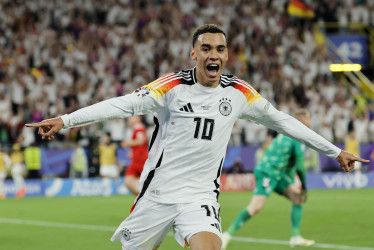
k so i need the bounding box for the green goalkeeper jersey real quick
[255,134,306,183]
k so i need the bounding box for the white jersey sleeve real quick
[239,97,341,159]
[60,81,169,129]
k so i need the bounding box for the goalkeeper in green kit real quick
[222,109,315,249]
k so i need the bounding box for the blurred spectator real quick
[10,136,26,198]
[0,144,11,199]
[353,112,369,143]
[69,141,88,178]
[24,142,42,179]
[105,119,127,146]
[229,121,244,146]
[99,132,118,179]
[345,121,361,171]
[304,148,320,173]
[226,158,245,174]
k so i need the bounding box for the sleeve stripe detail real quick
[234,79,258,96]
[148,74,172,88]
[148,77,182,98]
[149,74,183,89]
[231,79,261,104]
[152,76,183,90]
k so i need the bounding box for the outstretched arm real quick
[26,85,165,140]
[242,98,369,172]
[25,95,136,141]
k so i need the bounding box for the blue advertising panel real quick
[3,178,130,198]
[4,179,45,198]
[327,34,368,64]
[44,177,130,197]
[41,149,74,176]
[2,173,373,198]
[307,172,374,189]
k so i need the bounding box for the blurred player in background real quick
[121,116,148,195]
[70,141,88,178]
[222,109,315,249]
[24,142,42,179]
[99,132,118,179]
[0,144,11,199]
[26,24,368,250]
[10,136,27,198]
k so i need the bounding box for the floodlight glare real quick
[329,64,362,72]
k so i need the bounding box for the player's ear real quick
[190,48,196,60]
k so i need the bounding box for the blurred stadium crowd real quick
[1,0,374,176]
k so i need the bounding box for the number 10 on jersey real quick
[193,117,215,140]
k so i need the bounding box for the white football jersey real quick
[61,67,341,204]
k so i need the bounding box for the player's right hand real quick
[25,117,64,140]
[336,150,369,172]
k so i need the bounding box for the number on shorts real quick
[201,205,220,222]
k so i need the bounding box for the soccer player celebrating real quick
[221,109,315,249]
[121,116,148,195]
[26,24,368,250]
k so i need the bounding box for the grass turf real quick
[0,189,373,250]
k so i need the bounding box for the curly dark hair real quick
[192,24,226,47]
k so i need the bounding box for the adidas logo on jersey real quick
[179,103,194,113]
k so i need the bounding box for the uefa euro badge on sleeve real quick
[134,86,150,97]
[264,101,271,111]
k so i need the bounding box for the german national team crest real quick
[219,98,232,116]
[122,228,131,241]
[134,86,150,97]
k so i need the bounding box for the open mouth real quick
[206,64,219,77]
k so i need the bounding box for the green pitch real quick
[0,189,373,250]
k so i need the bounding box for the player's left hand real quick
[336,150,369,172]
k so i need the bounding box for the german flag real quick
[30,68,43,79]
[287,0,315,19]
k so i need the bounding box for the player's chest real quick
[164,86,241,139]
[167,86,240,121]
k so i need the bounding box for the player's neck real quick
[195,75,220,88]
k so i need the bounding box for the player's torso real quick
[142,72,247,203]
[163,82,241,149]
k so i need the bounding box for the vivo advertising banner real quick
[220,172,374,191]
